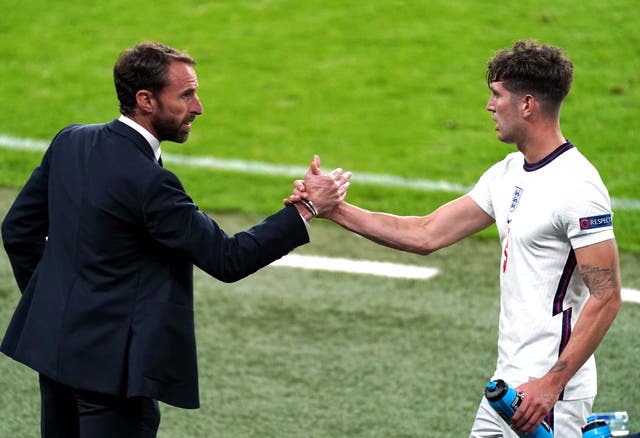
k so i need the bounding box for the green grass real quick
[0,0,639,250]
[1,1,640,436]
[1,187,640,437]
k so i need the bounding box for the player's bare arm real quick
[512,238,622,435]
[325,195,494,255]
[579,249,620,299]
[558,239,622,380]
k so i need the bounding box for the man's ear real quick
[521,94,536,117]
[135,90,154,114]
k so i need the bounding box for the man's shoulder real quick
[54,119,149,149]
[554,147,604,186]
[54,120,117,141]
[60,120,112,132]
[501,150,525,167]
[481,151,524,178]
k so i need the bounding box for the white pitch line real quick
[271,254,439,280]
[1,134,640,292]
[0,135,48,151]
[2,134,639,210]
[622,288,640,304]
[273,255,640,305]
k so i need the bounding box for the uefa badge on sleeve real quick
[579,214,612,231]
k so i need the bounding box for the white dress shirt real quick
[118,115,161,162]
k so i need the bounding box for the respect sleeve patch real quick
[579,214,612,230]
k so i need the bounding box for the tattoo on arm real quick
[578,264,616,299]
[549,360,567,374]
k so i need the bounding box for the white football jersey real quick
[468,142,614,400]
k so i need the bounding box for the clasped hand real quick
[284,155,351,218]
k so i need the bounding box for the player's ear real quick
[521,94,535,117]
[136,90,155,114]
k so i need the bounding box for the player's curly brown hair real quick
[487,40,573,116]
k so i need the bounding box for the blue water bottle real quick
[484,379,553,438]
[581,416,612,437]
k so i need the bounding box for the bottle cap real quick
[582,417,612,437]
[484,379,507,402]
[582,419,607,432]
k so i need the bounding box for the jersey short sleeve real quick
[554,176,615,250]
[467,161,501,219]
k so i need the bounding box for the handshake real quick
[284,154,351,221]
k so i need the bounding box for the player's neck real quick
[517,124,566,164]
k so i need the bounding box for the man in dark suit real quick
[0,41,350,438]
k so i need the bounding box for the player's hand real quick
[282,179,307,205]
[283,155,351,217]
[510,378,561,435]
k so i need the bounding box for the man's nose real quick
[486,99,494,111]
[192,96,203,115]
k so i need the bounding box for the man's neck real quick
[127,114,156,137]
[517,124,566,164]
[118,115,162,160]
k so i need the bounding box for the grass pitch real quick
[0,188,639,437]
[0,0,639,250]
[0,0,639,436]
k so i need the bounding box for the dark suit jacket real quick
[1,119,309,409]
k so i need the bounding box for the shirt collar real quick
[522,141,574,172]
[118,115,161,161]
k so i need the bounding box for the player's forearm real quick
[544,286,621,391]
[544,238,623,389]
[327,202,433,255]
[326,196,494,255]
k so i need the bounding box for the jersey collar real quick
[523,141,574,172]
